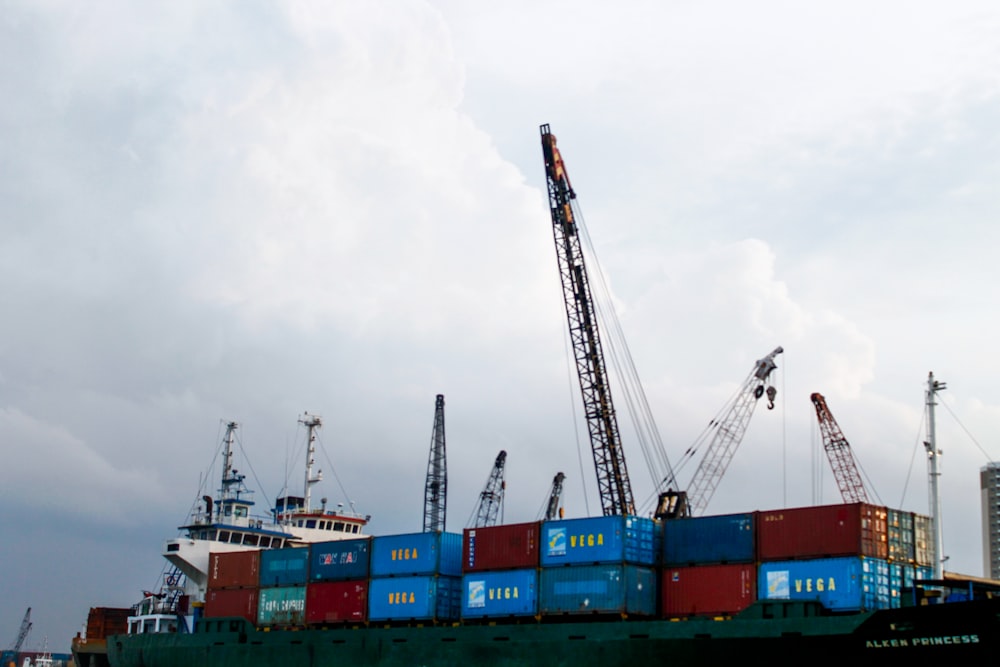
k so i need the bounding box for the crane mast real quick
[540,124,635,517]
[679,346,783,517]
[810,392,870,504]
[471,450,507,528]
[423,394,447,533]
[544,472,566,521]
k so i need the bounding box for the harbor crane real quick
[657,346,783,518]
[541,124,636,517]
[469,450,507,528]
[810,392,870,504]
[543,472,566,521]
[423,394,448,533]
[1,608,31,667]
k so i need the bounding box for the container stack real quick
[258,547,309,626]
[661,512,756,618]
[756,502,891,611]
[461,521,541,621]
[204,550,261,625]
[368,531,463,623]
[306,537,371,625]
[537,515,659,617]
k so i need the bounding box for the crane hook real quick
[766,386,777,410]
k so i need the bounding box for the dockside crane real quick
[2,608,31,667]
[543,472,566,521]
[469,450,507,528]
[541,124,636,517]
[659,346,784,518]
[423,394,448,533]
[810,392,870,504]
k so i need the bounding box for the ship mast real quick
[300,413,324,512]
[924,372,946,580]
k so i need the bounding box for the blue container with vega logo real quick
[758,556,891,611]
[368,575,461,621]
[461,568,538,619]
[540,515,658,566]
[370,531,463,577]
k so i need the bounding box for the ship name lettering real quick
[569,533,605,549]
[865,634,979,649]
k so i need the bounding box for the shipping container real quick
[257,586,307,626]
[305,580,368,625]
[661,563,756,617]
[463,522,540,572]
[758,556,891,611]
[756,503,887,561]
[310,537,371,582]
[887,508,915,564]
[85,607,131,640]
[208,550,260,589]
[538,564,656,616]
[370,531,462,577]
[540,515,658,567]
[461,568,538,619]
[204,588,259,624]
[368,575,461,622]
[663,512,755,566]
[259,547,310,587]
[913,513,933,566]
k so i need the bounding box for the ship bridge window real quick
[243,534,259,547]
[224,506,232,517]
[306,520,317,529]
[352,525,360,534]
[234,506,247,518]
[219,530,231,543]
[259,537,271,548]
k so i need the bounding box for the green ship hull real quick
[96,597,1000,667]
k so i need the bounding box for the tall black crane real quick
[810,392,870,504]
[541,124,635,517]
[544,472,566,521]
[470,450,507,528]
[422,394,447,532]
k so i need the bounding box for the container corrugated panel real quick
[887,508,915,563]
[367,575,461,622]
[204,588,259,624]
[538,564,656,616]
[463,522,540,572]
[370,531,462,577]
[758,557,891,611]
[208,550,260,589]
[461,568,538,618]
[913,513,933,566]
[661,563,756,617]
[257,586,307,626]
[305,580,368,625]
[540,515,657,566]
[310,537,371,582]
[756,503,888,561]
[259,547,310,587]
[889,562,911,608]
[663,512,755,565]
[85,607,131,639]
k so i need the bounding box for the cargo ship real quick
[71,126,1000,665]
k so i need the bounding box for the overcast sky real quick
[3,0,1000,651]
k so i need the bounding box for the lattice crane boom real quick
[810,392,870,504]
[544,472,566,521]
[423,394,448,532]
[540,124,635,517]
[471,450,507,528]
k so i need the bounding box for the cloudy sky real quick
[2,0,999,650]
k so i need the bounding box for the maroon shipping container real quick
[204,588,259,624]
[463,521,540,572]
[306,580,368,625]
[756,502,888,561]
[85,607,131,639]
[208,550,261,589]
[661,563,756,618]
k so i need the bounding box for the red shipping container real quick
[208,550,260,589]
[204,588,259,624]
[85,607,131,639]
[756,502,888,561]
[661,563,756,618]
[463,521,540,572]
[306,580,368,625]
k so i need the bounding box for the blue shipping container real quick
[310,537,371,582]
[461,569,538,619]
[540,515,658,566]
[758,557,891,611]
[260,547,309,587]
[368,575,461,621]
[371,531,462,577]
[663,512,755,565]
[538,564,656,616]
[257,586,307,626]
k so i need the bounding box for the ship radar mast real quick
[300,413,324,512]
[924,371,946,580]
